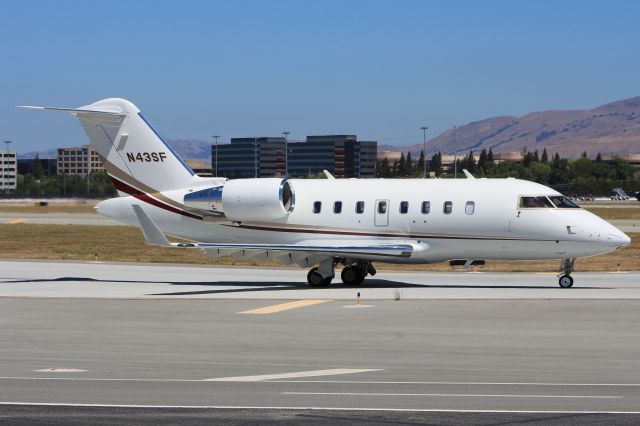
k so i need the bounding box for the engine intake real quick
[184,178,295,222]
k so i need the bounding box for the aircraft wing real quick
[132,204,428,266]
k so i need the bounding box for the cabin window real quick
[356,201,365,214]
[519,196,554,208]
[313,201,322,213]
[377,201,387,214]
[548,196,580,208]
[400,201,409,214]
[421,201,430,214]
[443,201,453,214]
[334,201,343,214]
[465,201,475,215]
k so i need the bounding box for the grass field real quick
[585,207,640,220]
[0,204,97,214]
[0,224,637,272]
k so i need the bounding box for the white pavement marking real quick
[267,380,640,386]
[0,402,639,414]
[282,392,622,399]
[205,368,383,382]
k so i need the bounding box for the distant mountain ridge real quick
[18,96,640,161]
[19,139,212,164]
[383,96,640,158]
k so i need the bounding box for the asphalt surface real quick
[1,261,639,424]
[1,260,640,299]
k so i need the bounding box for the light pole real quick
[420,127,428,178]
[211,135,220,177]
[86,146,91,195]
[452,125,457,179]
[282,131,290,176]
[254,137,258,178]
[4,140,12,196]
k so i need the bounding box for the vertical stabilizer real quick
[21,98,199,194]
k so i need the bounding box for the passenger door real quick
[374,199,389,226]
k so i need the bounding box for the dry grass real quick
[0,205,97,214]
[585,207,640,220]
[0,224,637,272]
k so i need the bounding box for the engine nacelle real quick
[184,178,295,222]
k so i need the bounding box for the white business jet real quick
[21,98,630,288]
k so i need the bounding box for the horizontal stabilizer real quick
[132,204,171,246]
[17,105,126,117]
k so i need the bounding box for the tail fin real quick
[20,98,198,194]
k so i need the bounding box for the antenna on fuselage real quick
[462,169,476,179]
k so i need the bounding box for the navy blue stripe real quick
[196,244,412,251]
[137,112,195,176]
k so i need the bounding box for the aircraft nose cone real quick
[619,232,631,247]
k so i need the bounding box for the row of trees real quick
[376,148,639,195]
[12,171,117,198]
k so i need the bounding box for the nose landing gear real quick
[557,258,575,288]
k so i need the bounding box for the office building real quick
[57,145,104,176]
[212,137,286,178]
[0,150,17,192]
[184,159,213,177]
[287,135,377,178]
[17,158,57,176]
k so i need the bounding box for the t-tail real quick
[19,98,201,196]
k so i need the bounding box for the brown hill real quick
[388,96,640,158]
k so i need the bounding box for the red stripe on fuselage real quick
[109,176,202,220]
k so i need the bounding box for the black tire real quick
[341,266,366,286]
[307,268,331,288]
[559,274,574,288]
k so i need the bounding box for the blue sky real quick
[2,0,639,152]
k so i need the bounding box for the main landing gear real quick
[558,258,575,288]
[306,258,376,287]
[340,261,376,286]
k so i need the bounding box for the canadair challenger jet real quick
[21,98,631,288]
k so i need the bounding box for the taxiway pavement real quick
[0,297,639,416]
[2,260,639,423]
[1,260,639,299]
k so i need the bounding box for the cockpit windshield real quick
[518,195,581,209]
[519,196,554,208]
[548,196,580,208]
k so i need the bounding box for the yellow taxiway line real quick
[240,299,332,314]
[6,218,28,224]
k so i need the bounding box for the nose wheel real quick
[557,258,575,288]
[558,274,574,288]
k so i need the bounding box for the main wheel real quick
[341,266,365,286]
[559,274,574,288]
[307,268,331,288]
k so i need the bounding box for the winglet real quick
[132,205,171,246]
[462,169,476,179]
[323,170,336,179]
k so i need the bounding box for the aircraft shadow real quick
[1,276,609,296]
